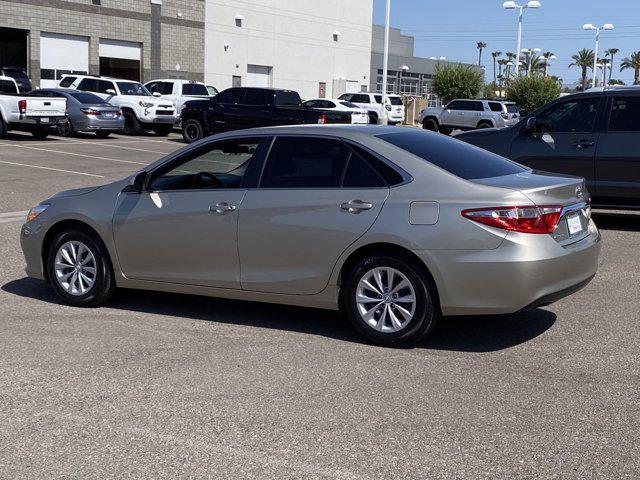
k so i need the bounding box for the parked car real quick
[338,92,405,125]
[455,87,640,209]
[179,87,353,143]
[302,98,369,124]
[206,85,219,96]
[29,88,123,138]
[0,67,32,93]
[144,79,212,124]
[419,99,520,134]
[20,126,600,347]
[59,75,176,136]
[0,76,66,139]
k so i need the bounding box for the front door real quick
[113,136,268,288]
[238,136,389,295]
[206,88,243,132]
[594,95,640,207]
[509,96,603,194]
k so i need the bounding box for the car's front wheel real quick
[46,229,115,307]
[122,111,140,135]
[182,118,204,143]
[342,253,438,347]
[422,117,439,131]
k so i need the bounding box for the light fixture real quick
[583,23,595,30]
[527,0,541,8]
[401,65,409,71]
[439,56,446,60]
[502,1,516,8]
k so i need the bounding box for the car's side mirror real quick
[523,116,537,133]
[123,171,148,193]
[106,89,116,95]
[152,91,161,97]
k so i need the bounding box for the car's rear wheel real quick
[422,117,439,131]
[368,112,378,125]
[182,118,204,143]
[95,131,110,139]
[122,111,140,135]
[153,125,173,136]
[57,121,74,137]
[31,127,49,139]
[0,117,6,138]
[342,253,438,347]
[477,121,493,129]
[46,229,115,307]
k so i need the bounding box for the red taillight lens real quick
[81,108,101,116]
[461,205,563,234]
[18,99,26,114]
[317,114,326,124]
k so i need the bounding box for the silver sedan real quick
[20,125,601,347]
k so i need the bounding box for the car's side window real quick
[608,96,640,132]
[447,101,462,110]
[216,88,243,105]
[242,89,271,106]
[471,101,484,111]
[59,76,76,88]
[77,78,97,92]
[260,137,350,188]
[339,94,352,102]
[488,102,503,112]
[160,82,174,95]
[149,137,263,191]
[536,97,601,133]
[304,100,319,108]
[96,80,116,94]
[342,151,386,188]
[146,82,159,94]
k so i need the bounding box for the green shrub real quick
[506,76,562,113]
[432,63,484,102]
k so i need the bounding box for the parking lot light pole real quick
[379,0,391,125]
[503,1,541,77]
[583,23,614,88]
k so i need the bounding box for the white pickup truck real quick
[144,79,213,125]
[0,76,67,139]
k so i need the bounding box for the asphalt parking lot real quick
[0,130,639,479]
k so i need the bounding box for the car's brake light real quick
[81,108,101,116]
[18,99,26,114]
[317,114,326,124]
[461,205,563,234]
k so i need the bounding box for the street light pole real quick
[380,0,391,125]
[583,23,614,88]
[503,1,541,77]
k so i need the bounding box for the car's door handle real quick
[574,140,596,148]
[209,202,237,214]
[341,199,373,214]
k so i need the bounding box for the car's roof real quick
[145,79,205,84]
[61,74,141,82]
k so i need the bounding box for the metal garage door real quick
[99,39,141,81]
[40,32,89,88]
[247,64,272,88]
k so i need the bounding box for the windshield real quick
[389,97,403,106]
[116,81,151,96]
[378,130,527,180]
[207,85,218,96]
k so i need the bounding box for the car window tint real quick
[159,82,174,95]
[150,138,262,190]
[447,101,462,110]
[68,91,107,104]
[347,143,405,186]
[303,100,318,108]
[322,100,335,108]
[389,97,403,106]
[242,89,271,106]
[77,78,97,92]
[505,104,519,113]
[339,93,351,101]
[537,97,600,133]
[374,95,383,103]
[378,130,527,180]
[342,151,386,188]
[340,101,359,108]
[260,137,350,188]
[274,90,302,106]
[146,82,159,93]
[488,102,503,112]
[97,80,116,94]
[608,97,640,132]
[182,83,209,96]
[59,76,76,88]
[216,88,242,104]
[0,80,17,94]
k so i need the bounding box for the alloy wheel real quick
[355,267,416,333]
[54,241,97,296]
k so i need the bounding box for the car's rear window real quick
[506,104,519,113]
[182,83,209,96]
[68,91,108,104]
[274,90,302,106]
[389,97,403,106]
[377,130,527,180]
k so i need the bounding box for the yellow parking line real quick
[0,160,105,177]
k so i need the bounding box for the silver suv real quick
[419,99,520,134]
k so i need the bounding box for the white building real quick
[204,0,373,99]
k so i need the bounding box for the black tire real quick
[152,124,173,136]
[31,127,49,139]
[46,228,115,307]
[368,112,378,125]
[122,110,140,135]
[57,121,74,137]
[182,118,204,143]
[439,126,453,135]
[341,253,438,348]
[95,131,111,139]
[0,117,6,138]
[422,117,439,131]
[477,121,493,129]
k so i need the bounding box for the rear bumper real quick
[415,220,602,315]
[74,116,124,131]
[13,116,66,127]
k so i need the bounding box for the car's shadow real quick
[2,277,556,352]
[593,211,640,232]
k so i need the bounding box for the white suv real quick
[144,79,214,123]
[419,99,520,134]
[59,75,176,135]
[338,92,405,125]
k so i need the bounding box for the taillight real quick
[317,114,326,124]
[461,205,563,234]
[81,108,101,116]
[18,99,26,114]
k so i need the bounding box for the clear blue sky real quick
[372,0,640,84]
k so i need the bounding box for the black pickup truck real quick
[179,87,353,143]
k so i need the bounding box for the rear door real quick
[594,94,640,207]
[237,136,389,295]
[509,96,603,194]
[233,88,274,129]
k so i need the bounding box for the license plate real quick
[566,213,583,236]
[103,113,115,118]
[40,117,49,123]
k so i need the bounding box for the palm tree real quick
[599,57,610,85]
[491,51,502,83]
[605,48,619,84]
[477,41,487,66]
[541,51,555,77]
[621,51,640,84]
[569,48,595,90]
[505,52,516,80]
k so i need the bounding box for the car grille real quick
[156,110,175,115]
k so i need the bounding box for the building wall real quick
[0,0,204,87]
[204,0,373,99]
